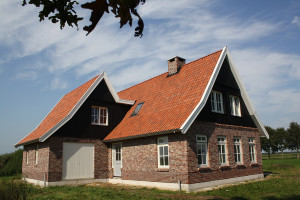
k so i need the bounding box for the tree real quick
[21,0,146,37]
[286,122,300,159]
[273,127,288,159]
[261,126,278,159]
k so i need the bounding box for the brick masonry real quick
[23,121,262,185]
[109,120,262,185]
[23,137,110,182]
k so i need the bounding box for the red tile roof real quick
[16,75,99,146]
[104,50,222,141]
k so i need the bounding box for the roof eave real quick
[180,46,228,134]
[103,129,182,142]
[15,72,135,147]
[14,138,39,148]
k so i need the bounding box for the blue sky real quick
[0,0,300,154]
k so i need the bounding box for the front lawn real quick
[1,155,299,200]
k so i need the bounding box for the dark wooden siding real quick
[53,81,132,140]
[197,57,256,128]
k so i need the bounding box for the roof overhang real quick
[15,72,135,147]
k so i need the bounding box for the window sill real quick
[250,163,259,168]
[235,164,246,169]
[198,167,213,173]
[157,168,169,172]
[219,166,231,171]
[91,123,109,126]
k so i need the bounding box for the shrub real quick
[0,179,28,200]
[0,149,23,176]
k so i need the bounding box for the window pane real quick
[164,146,168,156]
[202,155,206,164]
[160,157,164,165]
[164,156,168,165]
[159,147,163,156]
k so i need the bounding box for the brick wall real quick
[23,137,110,182]
[111,120,263,185]
[186,121,263,184]
[22,142,49,181]
[113,134,190,183]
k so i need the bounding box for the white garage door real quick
[62,142,94,179]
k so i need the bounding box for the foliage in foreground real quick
[0,149,23,177]
[21,0,146,37]
[0,178,28,200]
[5,156,296,200]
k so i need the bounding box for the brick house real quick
[15,47,269,191]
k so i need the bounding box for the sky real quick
[0,0,300,155]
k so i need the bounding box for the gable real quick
[15,72,134,147]
[197,57,257,127]
[180,47,268,138]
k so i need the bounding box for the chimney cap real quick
[168,56,186,62]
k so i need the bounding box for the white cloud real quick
[50,77,69,90]
[16,71,37,80]
[232,48,300,128]
[291,16,300,27]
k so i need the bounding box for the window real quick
[233,137,242,164]
[25,149,29,165]
[230,96,241,116]
[157,136,169,168]
[211,91,224,113]
[91,107,108,125]
[218,136,227,165]
[35,145,38,165]
[131,102,144,116]
[249,138,256,163]
[196,135,208,167]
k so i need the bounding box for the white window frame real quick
[112,142,122,168]
[157,136,169,168]
[35,145,38,165]
[249,138,256,163]
[196,135,208,167]
[230,95,241,117]
[26,149,29,165]
[211,90,224,113]
[91,106,108,126]
[218,136,227,165]
[233,137,242,164]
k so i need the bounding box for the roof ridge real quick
[118,71,168,94]
[64,74,99,96]
[185,49,223,67]
[118,49,223,94]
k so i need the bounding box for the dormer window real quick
[230,95,241,116]
[131,102,144,116]
[211,91,224,113]
[91,106,108,126]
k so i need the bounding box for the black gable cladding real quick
[53,80,132,140]
[197,57,256,128]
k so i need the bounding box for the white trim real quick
[23,177,107,187]
[157,136,169,168]
[15,72,135,147]
[180,46,269,139]
[196,135,208,167]
[180,46,227,134]
[24,173,264,191]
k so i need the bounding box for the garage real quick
[62,142,94,179]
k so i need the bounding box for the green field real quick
[1,154,299,200]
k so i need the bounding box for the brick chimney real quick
[168,56,186,76]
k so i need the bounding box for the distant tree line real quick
[261,122,300,159]
[0,149,22,177]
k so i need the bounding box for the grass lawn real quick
[1,154,299,200]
